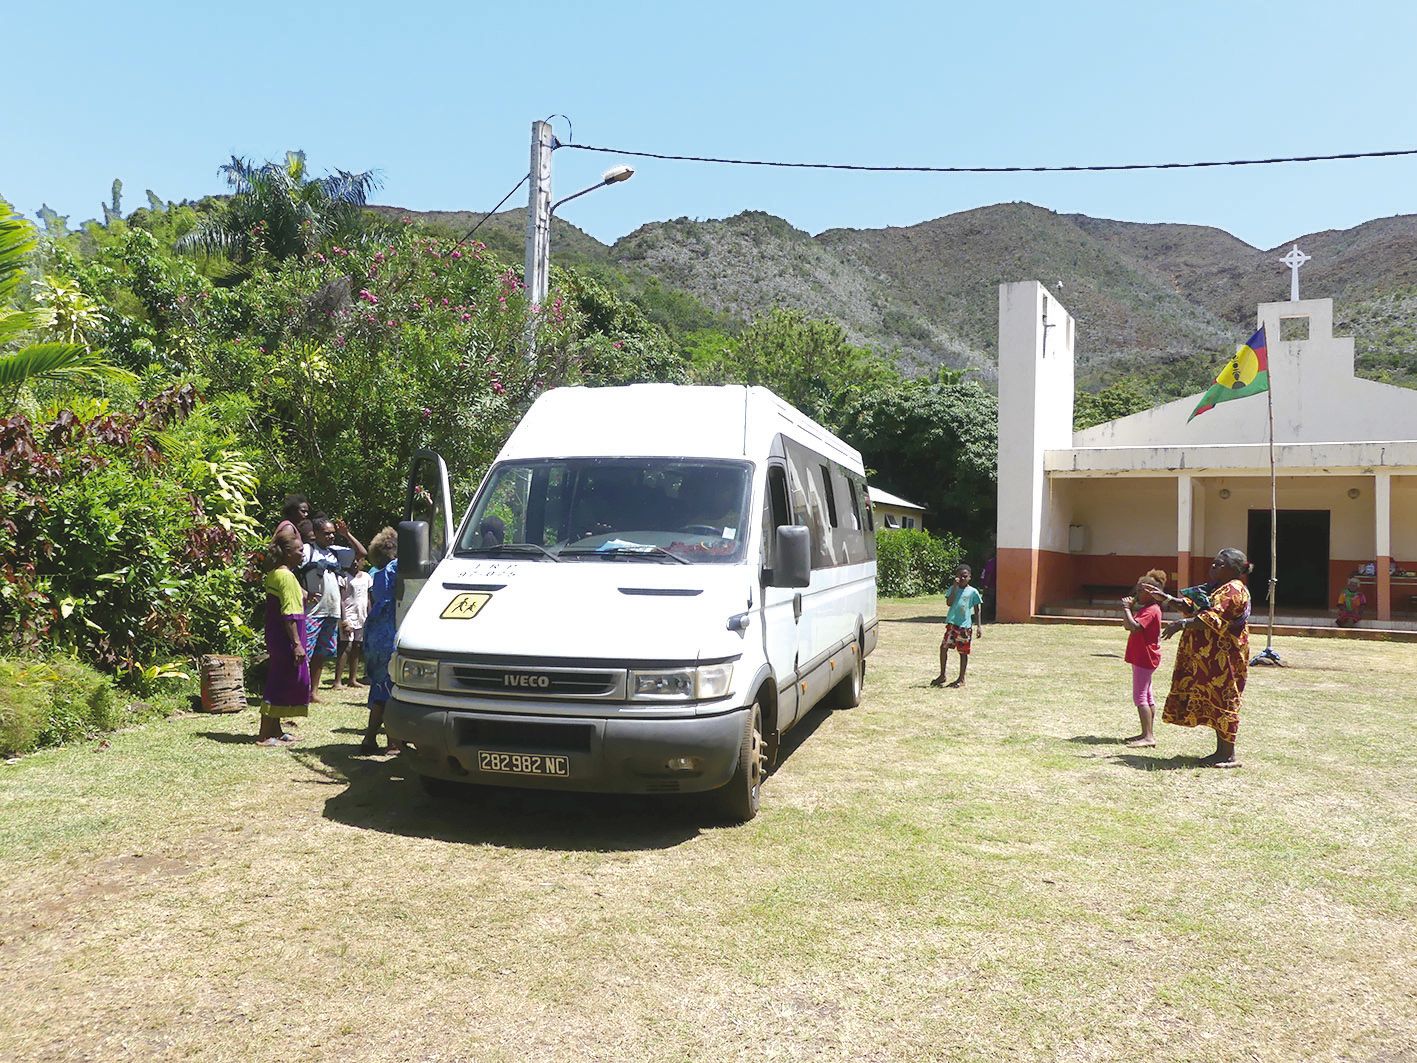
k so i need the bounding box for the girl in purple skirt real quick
[259,525,311,746]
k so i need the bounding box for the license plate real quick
[477,750,571,777]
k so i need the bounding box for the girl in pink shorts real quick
[1120,569,1169,747]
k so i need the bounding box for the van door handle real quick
[793,593,802,621]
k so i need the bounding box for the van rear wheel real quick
[712,703,763,823]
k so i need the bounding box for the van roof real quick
[499,384,864,472]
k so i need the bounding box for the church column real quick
[1176,474,1193,593]
[1375,471,1392,621]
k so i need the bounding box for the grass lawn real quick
[1,597,1414,1062]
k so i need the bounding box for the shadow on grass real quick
[296,703,840,852]
[1109,753,1203,771]
[1090,652,1123,659]
[196,731,258,745]
[1067,734,1125,746]
[295,739,709,852]
[772,704,833,770]
[880,615,947,625]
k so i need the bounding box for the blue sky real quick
[6,0,1415,251]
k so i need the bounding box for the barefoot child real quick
[259,525,310,746]
[1120,570,1168,747]
[360,527,400,754]
[931,564,983,688]
[339,557,372,686]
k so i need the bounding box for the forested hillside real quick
[383,200,1417,394]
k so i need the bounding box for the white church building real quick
[995,276,1417,627]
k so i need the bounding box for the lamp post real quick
[523,118,634,308]
[525,164,634,307]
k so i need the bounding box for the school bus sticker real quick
[440,592,491,620]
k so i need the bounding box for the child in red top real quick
[1120,569,1168,747]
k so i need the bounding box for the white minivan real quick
[385,384,878,821]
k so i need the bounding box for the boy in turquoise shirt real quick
[931,564,984,688]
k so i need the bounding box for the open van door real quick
[396,449,455,626]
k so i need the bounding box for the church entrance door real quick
[1247,509,1330,610]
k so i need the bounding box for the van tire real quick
[713,703,763,823]
[827,639,865,709]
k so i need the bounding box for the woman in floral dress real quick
[1161,547,1253,768]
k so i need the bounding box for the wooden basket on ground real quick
[199,655,246,713]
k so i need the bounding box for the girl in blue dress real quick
[360,527,401,754]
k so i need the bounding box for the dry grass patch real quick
[1,600,1414,1061]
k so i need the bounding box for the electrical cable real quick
[451,174,529,249]
[561,143,1417,174]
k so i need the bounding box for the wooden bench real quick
[1081,584,1133,605]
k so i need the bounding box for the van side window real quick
[767,465,791,530]
[763,465,790,567]
[844,477,862,532]
[819,464,839,528]
[800,462,833,568]
[784,457,810,528]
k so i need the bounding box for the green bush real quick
[0,657,124,756]
[875,528,964,598]
[1,386,262,674]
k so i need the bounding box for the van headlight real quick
[393,653,439,691]
[629,662,734,701]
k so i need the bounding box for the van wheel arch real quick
[757,680,780,770]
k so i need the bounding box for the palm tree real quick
[176,151,381,265]
[0,200,134,409]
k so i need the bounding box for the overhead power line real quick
[561,143,1417,174]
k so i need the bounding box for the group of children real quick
[923,562,1187,750]
[258,494,402,754]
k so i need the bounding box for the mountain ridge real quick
[371,200,1417,391]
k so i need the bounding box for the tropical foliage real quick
[0,200,133,408]
[2,148,1005,709]
[875,528,965,598]
[0,656,121,757]
[841,376,999,551]
[176,151,381,265]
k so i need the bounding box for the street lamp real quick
[526,162,634,308]
[552,165,635,217]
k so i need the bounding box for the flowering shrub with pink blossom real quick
[42,205,686,538]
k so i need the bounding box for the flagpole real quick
[1255,332,1282,666]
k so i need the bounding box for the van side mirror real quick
[769,526,811,588]
[398,520,431,580]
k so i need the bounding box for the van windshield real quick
[456,458,752,564]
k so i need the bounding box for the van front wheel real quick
[713,703,764,823]
[827,640,865,709]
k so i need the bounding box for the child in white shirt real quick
[339,560,374,687]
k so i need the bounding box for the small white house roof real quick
[868,487,924,511]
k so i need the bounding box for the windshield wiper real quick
[562,545,690,565]
[454,542,561,562]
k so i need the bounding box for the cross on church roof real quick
[1280,244,1311,301]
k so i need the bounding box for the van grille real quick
[441,663,626,700]
[456,717,595,752]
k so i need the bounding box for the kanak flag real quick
[1189,325,1269,421]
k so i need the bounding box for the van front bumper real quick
[386,697,748,794]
